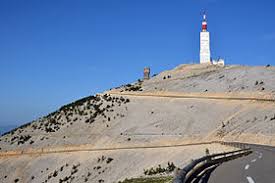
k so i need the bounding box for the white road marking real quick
[255,151,263,158]
[258,152,263,159]
[245,164,250,170]
[246,176,255,183]
[251,159,257,163]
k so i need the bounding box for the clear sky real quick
[0,0,275,126]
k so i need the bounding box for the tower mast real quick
[200,12,211,64]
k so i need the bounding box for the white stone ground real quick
[1,64,275,183]
[0,143,235,183]
[141,64,275,93]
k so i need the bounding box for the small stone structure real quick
[143,67,150,80]
[212,58,225,66]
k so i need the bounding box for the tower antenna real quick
[201,10,207,20]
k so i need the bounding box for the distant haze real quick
[0,125,18,135]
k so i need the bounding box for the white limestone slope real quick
[1,64,275,183]
[141,64,275,93]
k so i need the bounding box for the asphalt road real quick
[209,144,275,183]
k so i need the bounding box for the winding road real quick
[107,91,275,102]
[108,91,275,182]
[2,91,275,182]
[209,144,275,183]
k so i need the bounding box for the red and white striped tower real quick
[202,14,207,31]
[200,12,211,64]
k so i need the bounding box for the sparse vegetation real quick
[3,64,275,183]
[55,163,81,183]
[0,93,130,147]
[163,75,171,80]
[205,148,210,155]
[117,82,143,92]
[125,85,142,92]
[106,157,114,164]
[143,162,176,176]
[219,75,224,79]
[10,135,32,145]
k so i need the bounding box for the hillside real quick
[1,64,275,183]
[142,64,275,93]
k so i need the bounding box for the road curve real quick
[209,143,275,183]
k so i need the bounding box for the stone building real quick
[143,67,150,80]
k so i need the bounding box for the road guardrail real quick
[173,147,252,183]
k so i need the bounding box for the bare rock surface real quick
[0,144,235,183]
[1,64,275,182]
[141,64,275,93]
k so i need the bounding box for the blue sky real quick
[0,0,275,126]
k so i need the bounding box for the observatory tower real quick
[200,13,211,64]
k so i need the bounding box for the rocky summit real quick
[1,64,275,183]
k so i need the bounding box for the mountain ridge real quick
[1,64,275,183]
